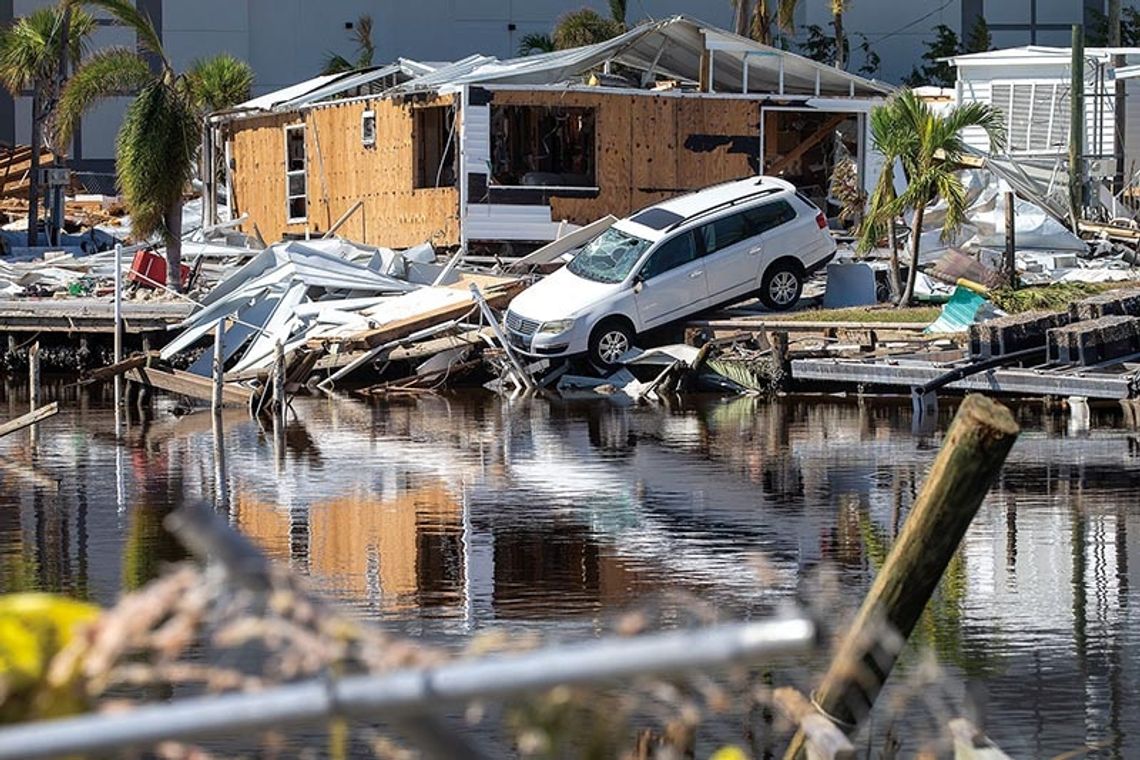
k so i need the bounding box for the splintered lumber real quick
[82,353,159,384]
[772,688,854,760]
[324,280,525,352]
[0,402,59,438]
[783,395,1019,759]
[127,367,252,407]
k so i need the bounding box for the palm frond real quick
[79,0,166,69]
[0,7,73,93]
[56,46,151,146]
[115,79,197,241]
[320,53,354,75]
[185,53,253,114]
[518,33,555,56]
[552,8,623,50]
[353,14,374,68]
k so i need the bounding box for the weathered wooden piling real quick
[114,243,124,431]
[784,395,1019,759]
[28,341,40,447]
[212,324,224,416]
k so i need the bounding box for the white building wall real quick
[957,58,1117,159]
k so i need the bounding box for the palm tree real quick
[57,0,253,293]
[866,91,1004,306]
[832,0,849,69]
[0,2,94,245]
[518,33,555,56]
[735,0,799,46]
[322,14,374,74]
[552,8,624,50]
[857,97,909,299]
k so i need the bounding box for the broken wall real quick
[476,89,761,230]
[228,94,461,249]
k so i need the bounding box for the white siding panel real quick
[463,104,491,170]
[464,204,563,242]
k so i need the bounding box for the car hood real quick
[507,266,624,323]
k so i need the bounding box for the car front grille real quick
[505,310,540,336]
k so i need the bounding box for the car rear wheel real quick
[759,262,803,311]
[588,319,634,371]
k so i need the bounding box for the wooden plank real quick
[324,280,525,351]
[772,688,855,760]
[0,402,59,438]
[766,113,848,177]
[127,367,252,406]
[82,353,159,384]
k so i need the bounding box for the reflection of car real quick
[504,176,836,368]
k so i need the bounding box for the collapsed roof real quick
[223,15,891,118]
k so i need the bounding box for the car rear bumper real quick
[804,251,836,276]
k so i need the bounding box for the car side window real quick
[742,200,797,236]
[698,210,751,256]
[640,231,698,280]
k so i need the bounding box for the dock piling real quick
[114,243,124,431]
[784,395,1020,759]
[28,341,40,447]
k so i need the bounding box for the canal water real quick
[1,382,1138,757]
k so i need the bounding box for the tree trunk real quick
[887,217,902,300]
[833,10,846,70]
[733,0,750,37]
[898,201,925,307]
[27,87,42,248]
[165,201,183,294]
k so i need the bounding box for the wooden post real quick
[113,243,124,432]
[28,341,40,447]
[1004,190,1017,289]
[1068,25,1085,228]
[212,323,224,416]
[274,341,286,425]
[784,395,1019,759]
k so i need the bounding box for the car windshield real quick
[567,227,652,284]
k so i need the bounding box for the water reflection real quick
[1,384,1139,757]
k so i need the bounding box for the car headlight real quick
[538,318,576,335]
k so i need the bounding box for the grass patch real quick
[778,306,943,323]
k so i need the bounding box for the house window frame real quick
[284,124,308,223]
[488,104,600,191]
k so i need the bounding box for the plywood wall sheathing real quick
[227,94,460,248]
[490,90,759,228]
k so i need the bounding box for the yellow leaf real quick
[710,747,750,760]
[0,594,100,723]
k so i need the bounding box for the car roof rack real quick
[664,186,783,232]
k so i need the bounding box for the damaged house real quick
[208,16,892,255]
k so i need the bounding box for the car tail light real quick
[815,212,827,229]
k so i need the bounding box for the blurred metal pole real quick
[0,617,815,760]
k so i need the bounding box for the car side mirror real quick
[633,276,644,294]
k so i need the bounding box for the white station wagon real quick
[504,176,836,368]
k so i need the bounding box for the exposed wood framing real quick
[765,113,847,177]
[227,95,460,248]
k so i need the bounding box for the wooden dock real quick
[0,298,194,334]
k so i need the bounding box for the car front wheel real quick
[759,262,803,311]
[588,319,634,371]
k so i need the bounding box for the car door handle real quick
[689,270,703,278]
[748,245,763,255]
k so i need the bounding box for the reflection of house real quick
[213,16,891,252]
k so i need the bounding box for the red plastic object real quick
[128,249,189,289]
